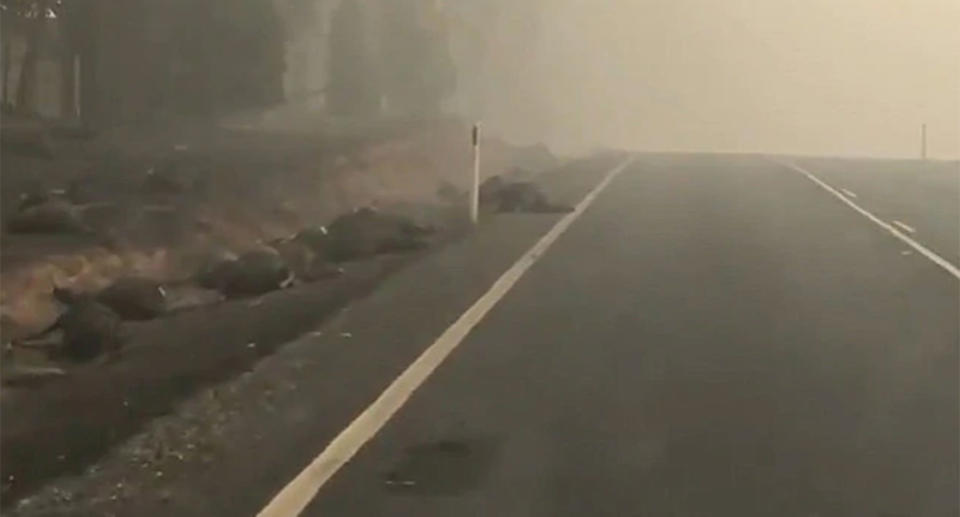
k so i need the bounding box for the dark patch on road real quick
[382,436,502,496]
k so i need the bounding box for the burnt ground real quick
[0,112,606,509]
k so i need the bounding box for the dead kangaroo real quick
[14,287,125,363]
[479,176,573,214]
[96,277,167,320]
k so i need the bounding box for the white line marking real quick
[770,158,960,280]
[892,220,916,234]
[256,156,636,517]
[840,188,858,199]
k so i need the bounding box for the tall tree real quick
[162,0,286,115]
[326,0,379,116]
[380,0,456,117]
[1,0,54,114]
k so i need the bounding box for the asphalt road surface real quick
[793,157,959,268]
[10,154,958,517]
[302,154,959,517]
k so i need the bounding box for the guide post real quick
[471,123,481,224]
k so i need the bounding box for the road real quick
[792,157,959,267]
[9,154,958,517]
[301,154,959,516]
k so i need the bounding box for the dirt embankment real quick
[0,117,557,336]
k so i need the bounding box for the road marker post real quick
[921,123,927,161]
[470,123,481,224]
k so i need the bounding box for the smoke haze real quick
[447,0,960,158]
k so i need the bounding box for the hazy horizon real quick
[446,0,960,159]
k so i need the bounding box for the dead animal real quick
[436,181,462,204]
[268,238,343,283]
[14,287,125,362]
[478,175,508,203]
[300,261,344,282]
[291,226,330,253]
[17,191,53,212]
[6,198,89,234]
[225,251,295,297]
[95,277,167,320]
[196,253,240,291]
[479,176,572,213]
[497,182,572,213]
[141,166,190,198]
[323,207,432,262]
[198,250,294,298]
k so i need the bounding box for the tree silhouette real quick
[326,0,380,117]
[380,0,456,117]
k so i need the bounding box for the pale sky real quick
[448,0,960,158]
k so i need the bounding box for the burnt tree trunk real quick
[59,1,82,119]
[1,37,10,107]
[14,13,44,114]
[76,0,101,128]
[59,52,77,118]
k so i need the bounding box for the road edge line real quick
[255,155,636,517]
[769,157,960,280]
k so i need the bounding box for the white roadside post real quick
[921,123,927,161]
[470,123,481,224]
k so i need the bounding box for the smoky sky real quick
[445,0,959,158]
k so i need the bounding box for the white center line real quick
[255,156,636,517]
[892,220,916,234]
[770,158,959,280]
[840,188,858,199]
